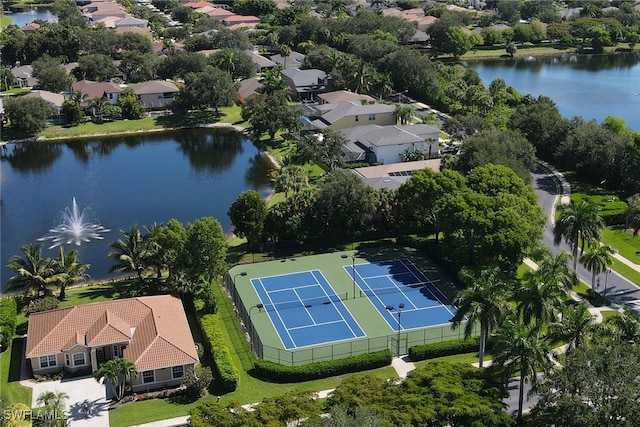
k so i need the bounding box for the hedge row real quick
[408,337,491,361]
[0,298,18,350]
[199,313,240,392]
[254,349,393,383]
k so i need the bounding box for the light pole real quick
[342,254,357,299]
[386,303,404,357]
[603,269,612,299]
[231,271,247,300]
[248,303,264,351]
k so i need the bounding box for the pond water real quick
[465,52,640,131]
[0,128,274,288]
[6,7,58,27]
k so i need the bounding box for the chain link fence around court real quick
[224,273,478,366]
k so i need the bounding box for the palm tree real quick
[535,249,576,292]
[143,222,164,278]
[451,266,510,367]
[553,200,605,270]
[346,60,376,94]
[278,44,291,68]
[6,244,61,297]
[94,357,138,401]
[517,268,568,328]
[547,302,595,350]
[607,307,640,343]
[53,247,90,299]
[107,225,147,282]
[90,96,108,121]
[260,68,287,95]
[491,318,552,424]
[36,390,69,411]
[579,238,615,293]
[394,104,413,125]
[372,72,393,101]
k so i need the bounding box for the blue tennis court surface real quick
[345,259,457,330]
[251,270,365,350]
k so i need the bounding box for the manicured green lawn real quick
[600,310,620,321]
[0,15,12,26]
[413,351,492,369]
[0,338,33,406]
[602,227,640,264]
[608,258,640,287]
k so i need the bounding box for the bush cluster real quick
[572,194,628,226]
[254,349,393,383]
[0,298,18,350]
[25,296,60,316]
[199,314,240,391]
[408,337,491,361]
[182,365,213,398]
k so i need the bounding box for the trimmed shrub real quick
[254,350,392,383]
[182,365,213,398]
[25,296,60,316]
[0,298,18,350]
[571,194,628,226]
[408,337,492,361]
[199,314,240,391]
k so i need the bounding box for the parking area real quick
[30,376,109,427]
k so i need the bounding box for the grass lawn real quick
[0,338,33,406]
[0,15,12,26]
[460,43,635,61]
[413,351,491,369]
[600,310,620,321]
[603,227,640,264]
[608,258,640,287]
[0,88,31,97]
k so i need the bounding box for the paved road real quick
[532,166,640,308]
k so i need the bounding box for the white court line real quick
[293,287,317,326]
[258,278,296,347]
[288,320,344,331]
[399,259,456,318]
[311,270,358,337]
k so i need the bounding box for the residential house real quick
[280,68,330,101]
[128,80,179,110]
[23,90,66,122]
[270,51,305,69]
[340,124,440,164]
[351,159,441,190]
[72,80,122,106]
[26,295,199,393]
[222,15,260,27]
[114,16,148,29]
[244,50,277,74]
[203,7,236,20]
[19,22,41,34]
[317,90,375,105]
[10,65,37,88]
[237,77,263,102]
[303,101,395,130]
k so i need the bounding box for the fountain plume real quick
[38,198,110,248]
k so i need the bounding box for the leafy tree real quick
[233,0,276,17]
[579,239,615,291]
[108,225,147,282]
[176,66,236,113]
[94,357,138,401]
[295,129,346,171]
[25,297,60,316]
[182,366,213,399]
[443,26,471,58]
[312,170,377,238]
[210,49,255,81]
[452,266,510,367]
[6,245,61,297]
[152,218,187,278]
[4,97,54,135]
[157,51,208,80]
[61,99,84,126]
[119,51,159,82]
[118,87,145,120]
[242,91,299,140]
[32,54,73,93]
[190,402,260,427]
[259,68,287,95]
[530,340,640,426]
[274,165,309,196]
[506,42,517,57]
[305,405,388,426]
[625,193,640,235]
[228,190,268,250]
[553,200,605,270]
[182,217,227,283]
[53,247,89,299]
[72,54,117,82]
[491,318,552,424]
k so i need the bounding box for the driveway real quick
[30,375,110,427]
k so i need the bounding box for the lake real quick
[0,129,273,288]
[465,52,640,131]
[6,7,58,27]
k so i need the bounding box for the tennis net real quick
[359,281,440,299]
[263,292,348,312]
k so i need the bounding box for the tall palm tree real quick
[346,60,375,94]
[535,249,576,292]
[553,200,605,270]
[6,244,61,297]
[53,247,90,299]
[372,72,393,101]
[278,44,291,68]
[90,96,108,121]
[107,225,147,282]
[94,357,138,401]
[607,307,640,343]
[547,302,595,350]
[451,266,510,367]
[517,268,568,328]
[579,238,615,293]
[491,318,552,424]
[260,68,287,95]
[394,104,413,125]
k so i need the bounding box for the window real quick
[354,115,359,122]
[142,371,155,384]
[108,94,113,100]
[163,92,173,99]
[40,355,57,368]
[113,345,119,357]
[172,366,184,379]
[73,353,86,366]
[368,114,376,120]
[65,354,70,366]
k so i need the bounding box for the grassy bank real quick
[459,42,637,61]
[0,338,32,407]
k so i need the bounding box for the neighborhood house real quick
[25,295,199,393]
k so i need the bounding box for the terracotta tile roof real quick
[26,296,198,371]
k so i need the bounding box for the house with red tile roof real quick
[71,80,122,105]
[26,295,199,393]
[222,14,260,28]
[19,22,41,34]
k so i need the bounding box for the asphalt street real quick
[531,166,640,308]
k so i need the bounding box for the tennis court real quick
[345,259,457,331]
[251,270,366,350]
